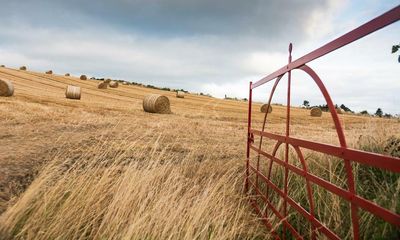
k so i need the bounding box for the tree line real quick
[302,100,395,118]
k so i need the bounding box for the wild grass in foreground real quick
[0,131,266,240]
[1,125,399,239]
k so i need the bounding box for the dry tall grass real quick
[0,128,266,239]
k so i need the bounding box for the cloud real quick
[0,0,344,80]
[0,1,334,38]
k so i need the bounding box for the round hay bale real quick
[104,78,112,83]
[109,81,119,88]
[122,82,128,85]
[65,73,70,76]
[65,85,81,100]
[45,70,53,74]
[260,104,272,113]
[19,66,27,71]
[0,78,14,97]
[336,108,343,114]
[310,107,322,117]
[176,91,185,98]
[143,94,171,114]
[98,81,108,89]
[80,75,87,80]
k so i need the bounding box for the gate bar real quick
[250,129,400,172]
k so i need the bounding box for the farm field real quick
[0,67,399,239]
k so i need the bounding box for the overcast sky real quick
[0,0,398,114]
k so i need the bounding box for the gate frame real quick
[245,6,400,240]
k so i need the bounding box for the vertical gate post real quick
[283,43,293,239]
[245,81,253,193]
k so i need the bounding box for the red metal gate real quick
[245,6,400,240]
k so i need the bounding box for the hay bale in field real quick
[45,70,53,74]
[176,91,185,98]
[19,66,27,71]
[0,78,14,97]
[310,107,322,117]
[104,78,112,83]
[260,104,272,113]
[98,81,108,89]
[65,73,70,76]
[143,94,171,114]
[109,81,119,88]
[336,108,343,114]
[80,75,87,80]
[65,85,81,100]
[122,82,128,85]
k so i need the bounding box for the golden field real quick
[0,67,399,239]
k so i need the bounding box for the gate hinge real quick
[248,133,254,144]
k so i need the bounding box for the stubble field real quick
[0,67,398,239]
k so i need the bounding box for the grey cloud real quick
[1,0,332,47]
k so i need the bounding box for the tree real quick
[392,44,400,63]
[340,104,353,113]
[375,108,383,117]
[360,110,369,115]
[303,100,310,108]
